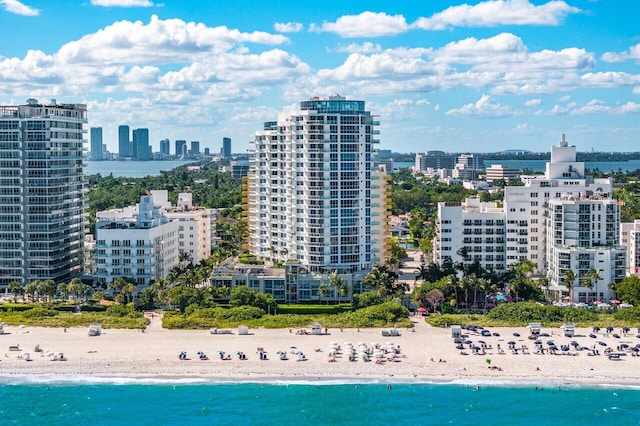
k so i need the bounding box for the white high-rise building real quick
[93,191,216,288]
[621,220,640,276]
[503,134,613,273]
[0,99,87,287]
[247,96,385,274]
[93,194,180,289]
[435,134,622,302]
[545,196,625,302]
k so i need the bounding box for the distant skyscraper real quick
[160,138,170,156]
[118,125,130,159]
[0,99,87,287]
[133,128,150,161]
[223,137,231,158]
[90,127,103,161]
[175,140,186,157]
[190,141,200,156]
[204,147,210,156]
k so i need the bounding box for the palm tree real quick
[39,279,57,302]
[586,268,602,303]
[329,275,343,304]
[317,284,328,305]
[57,283,69,301]
[67,278,83,301]
[562,270,576,303]
[24,280,40,302]
[8,280,23,303]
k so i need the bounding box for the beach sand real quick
[1,315,639,385]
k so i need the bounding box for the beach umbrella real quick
[598,341,607,346]
[623,327,631,332]
[621,344,630,349]
[513,333,521,337]
[464,340,473,344]
[589,334,597,338]
[508,341,516,345]
[592,326,601,332]
[546,340,555,345]
[486,358,491,365]
[492,332,500,337]
[606,326,614,333]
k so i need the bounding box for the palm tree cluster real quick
[8,277,93,303]
[412,256,546,313]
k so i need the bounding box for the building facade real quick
[414,151,456,172]
[222,137,231,158]
[485,164,520,183]
[90,127,103,161]
[545,195,625,302]
[620,220,640,276]
[132,128,150,161]
[0,99,87,287]
[159,138,170,156]
[434,134,621,302]
[247,96,385,274]
[118,125,130,159]
[93,194,180,288]
[93,191,216,288]
[175,140,186,158]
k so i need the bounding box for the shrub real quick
[614,307,640,322]
[21,307,58,319]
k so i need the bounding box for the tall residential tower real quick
[247,96,387,274]
[0,99,87,287]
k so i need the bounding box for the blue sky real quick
[1,0,639,154]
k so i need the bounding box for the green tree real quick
[611,276,640,306]
[57,283,69,300]
[586,268,602,302]
[67,278,83,300]
[317,284,328,305]
[8,280,23,303]
[329,275,344,304]
[24,280,40,302]
[38,279,57,302]
[562,269,576,302]
[229,285,276,312]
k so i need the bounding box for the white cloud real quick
[557,95,571,101]
[601,43,640,63]
[634,87,640,95]
[335,42,382,54]
[570,99,640,115]
[0,0,39,16]
[525,98,542,106]
[0,15,303,103]
[54,15,289,66]
[274,22,303,33]
[446,94,515,118]
[312,12,409,38]
[91,0,154,6]
[413,0,580,30]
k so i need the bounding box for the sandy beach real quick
[2,315,640,386]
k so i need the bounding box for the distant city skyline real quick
[2,1,640,153]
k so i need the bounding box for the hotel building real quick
[93,191,216,288]
[435,134,623,302]
[0,99,87,287]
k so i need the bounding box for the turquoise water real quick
[1,379,639,425]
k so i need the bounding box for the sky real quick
[1,0,639,154]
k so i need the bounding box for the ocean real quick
[1,378,639,425]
